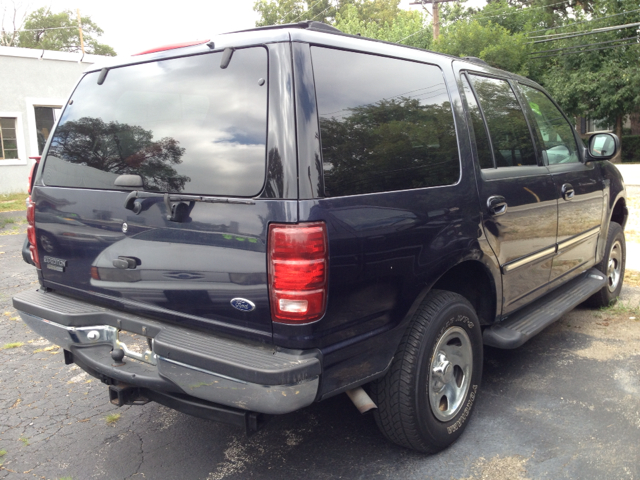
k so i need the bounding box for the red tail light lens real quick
[268,222,328,324]
[26,198,41,269]
[27,156,41,194]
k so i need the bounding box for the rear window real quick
[42,47,268,197]
[312,47,460,197]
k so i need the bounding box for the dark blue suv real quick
[14,21,627,453]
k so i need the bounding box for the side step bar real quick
[483,268,607,349]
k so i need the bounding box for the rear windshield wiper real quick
[124,190,255,221]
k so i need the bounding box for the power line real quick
[2,26,76,33]
[398,0,573,44]
[529,21,640,43]
[308,5,332,22]
[289,0,324,23]
[527,8,640,35]
[530,35,639,55]
[465,0,572,23]
[529,40,639,59]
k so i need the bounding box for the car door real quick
[458,69,558,313]
[518,83,604,283]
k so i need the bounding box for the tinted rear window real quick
[42,47,268,197]
[312,47,460,197]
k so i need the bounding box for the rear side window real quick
[42,47,268,197]
[461,75,494,169]
[468,75,537,168]
[312,47,459,197]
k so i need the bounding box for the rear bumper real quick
[14,290,321,415]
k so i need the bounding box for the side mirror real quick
[585,133,620,162]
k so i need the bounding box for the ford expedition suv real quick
[13,21,627,453]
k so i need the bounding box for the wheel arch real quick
[430,259,498,326]
[610,195,628,230]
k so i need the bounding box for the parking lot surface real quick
[1,221,639,480]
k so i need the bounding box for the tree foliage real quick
[435,20,530,75]
[254,0,640,140]
[6,7,116,55]
[253,0,402,27]
[321,97,459,196]
[49,117,188,192]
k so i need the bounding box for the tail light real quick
[26,197,40,269]
[27,156,41,194]
[268,222,328,324]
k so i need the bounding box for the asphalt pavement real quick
[1,222,639,480]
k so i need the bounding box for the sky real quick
[8,0,484,56]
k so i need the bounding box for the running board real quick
[483,268,607,349]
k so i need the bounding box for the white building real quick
[0,47,109,194]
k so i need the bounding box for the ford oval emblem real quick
[230,298,256,312]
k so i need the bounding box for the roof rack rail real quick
[463,56,490,67]
[228,21,343,35]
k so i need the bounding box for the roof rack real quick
[228,21,343,35]
[463,56,490,67]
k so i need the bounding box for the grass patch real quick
[0,216,27,235]
[105,413,121,425]
[599,300,640,318]
[0,449,6,466]
[19,437,29,446]
[0,193,28,213]
[624,269,640,287]
[2,342,24,350]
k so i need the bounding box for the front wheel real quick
[586,222,625,308]
[370,290,483,453]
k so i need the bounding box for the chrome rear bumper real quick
[19,309,319,415]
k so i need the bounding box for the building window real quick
[34,107,62,154]
[0,117,18,160]
[587,117,613,133]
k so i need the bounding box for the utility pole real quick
[76,9,85,54]
[409,0,457,40]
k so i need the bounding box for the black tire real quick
[370,290,483,453]
[586,222,626,308]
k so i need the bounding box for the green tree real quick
[535,0,640,142]
[254,0,335,26]
[335,4,431,48]
[254,0,431,49]
[253,0,402,28]
[321,97,458,196]
[49,117,188,192]
[18,8,116,56]
[434,20,530,75]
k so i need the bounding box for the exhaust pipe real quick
[346,387,377,414]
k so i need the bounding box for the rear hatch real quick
[32,43,290,342]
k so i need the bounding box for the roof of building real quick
[0,46,111,64]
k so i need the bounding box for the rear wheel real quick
[370,290,483,453]
[586,222,625,308]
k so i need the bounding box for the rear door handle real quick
[487,196,507,216]
[562,183,575,201]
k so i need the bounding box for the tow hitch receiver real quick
[109,384,151,407]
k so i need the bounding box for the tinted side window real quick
[43,48,268,197]
[469,75,537,167]
[520,84,580,165]
[461,75,494,169]
[312,47,459,197]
